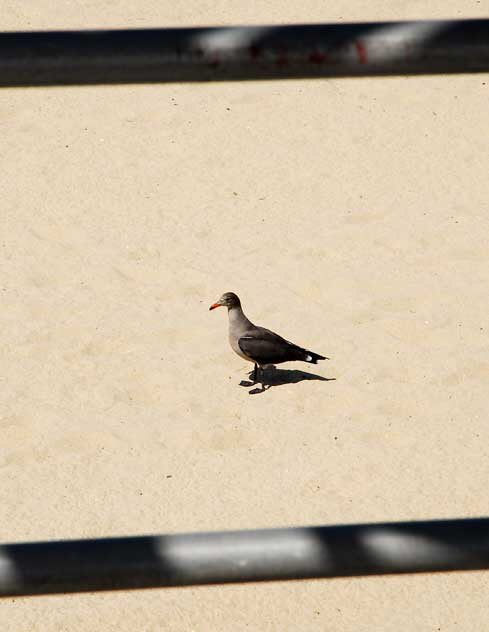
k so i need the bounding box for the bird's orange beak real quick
[209,302,222,311]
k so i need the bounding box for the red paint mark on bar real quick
[275,47,289,66]
[308,50,328,64]
[355,40,367,64]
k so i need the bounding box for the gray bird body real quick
[210,292,328,373]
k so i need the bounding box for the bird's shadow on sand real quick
[239,366,335,395]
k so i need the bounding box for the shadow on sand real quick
[239,366,335,395]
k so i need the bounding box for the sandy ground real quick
[2,1,489,630]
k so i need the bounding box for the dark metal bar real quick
[2,518,489,596]
[0,19,488,86]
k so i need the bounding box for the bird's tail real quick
[301,349,329,364]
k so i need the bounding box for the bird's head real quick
[209,292,241,311]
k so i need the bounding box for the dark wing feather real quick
[238,328,306,365]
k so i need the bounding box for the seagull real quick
[209,292,328,382]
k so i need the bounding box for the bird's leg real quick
[252,363,258,383]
